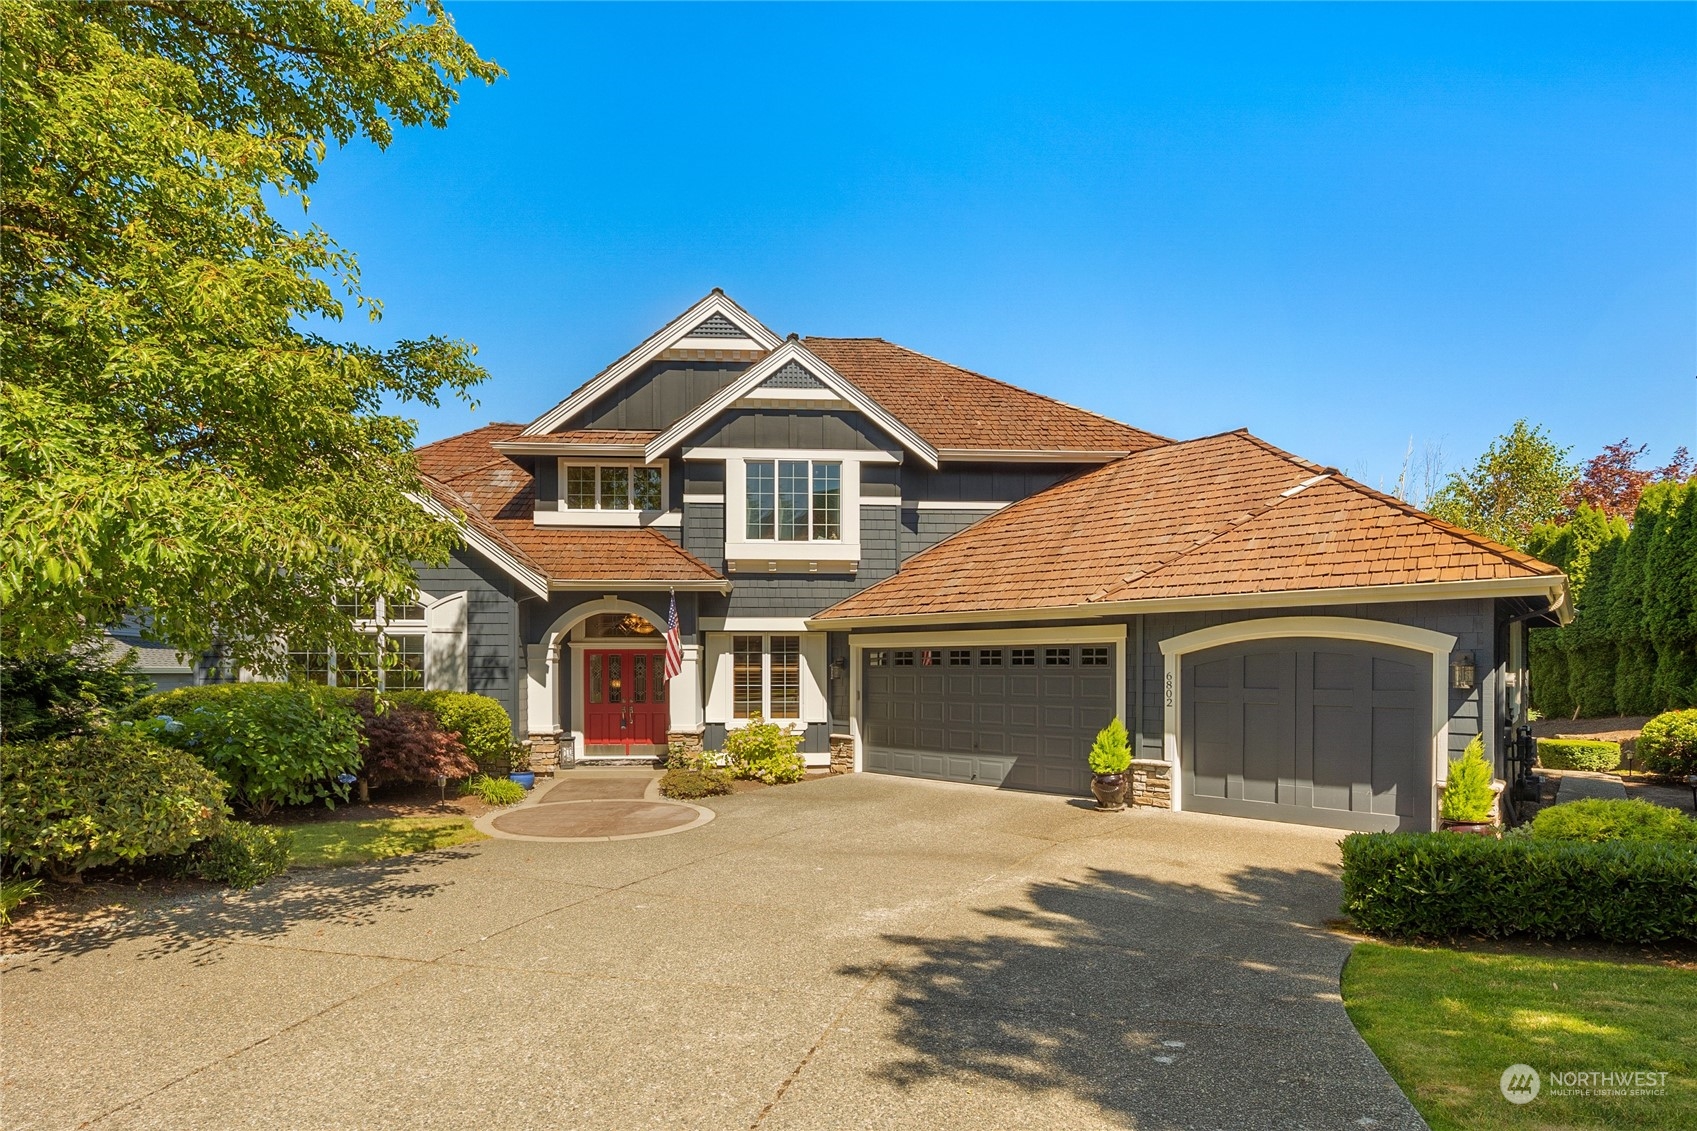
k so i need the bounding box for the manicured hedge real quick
[1530,798,1697,844]
[1535,738,1622,772]
[1638,709,1697,778]
[1339,831,1697,944]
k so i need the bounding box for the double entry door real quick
[583,649,669,753]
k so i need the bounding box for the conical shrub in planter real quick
[1087,717,1133,810]
[1439,737,1497,834]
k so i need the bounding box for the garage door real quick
[1182,638,1431,832]
[862,644,1115,795]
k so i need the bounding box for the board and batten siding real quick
[415,551,525,737]
[687,409,903,455]
[564,360,751,433]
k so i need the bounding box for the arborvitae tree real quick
[1566,539,1623,717]
[1607,494,1665,715]
[1642,481,1697,709]
[1526,505,1627,717]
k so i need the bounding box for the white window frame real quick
[741,458,844,544]
[291,595,432,691]
[729,633,804,723]
[709,449,888,569]
[550,458,669,527]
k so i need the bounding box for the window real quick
[1011,648,1036,666]
[947,649,972,666]
[893,650,915,666]
[294,594,429,690]
[978,649,1003,666]
[919,649,941,666]
[868,650,889,667]
[582,613,658,638]
[562,463,663,512]
[732,634,803,720]
[1044,647,1071,666]
[745,459,841,542]
[1081,647,1110,667]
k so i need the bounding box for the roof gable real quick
[523,291,781,437]
[645,340,941,466]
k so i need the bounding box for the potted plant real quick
[1087,717,1133,810]
[1439,737,1497,835]
[507,742,536,790]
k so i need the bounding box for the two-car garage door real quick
[862,643,1114,796]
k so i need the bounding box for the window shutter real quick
[424,592,469,691]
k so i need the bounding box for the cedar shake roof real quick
[415,424,723,585]
[802,337,1167,455]
[814,430,1562,621]
[503,429,660,448]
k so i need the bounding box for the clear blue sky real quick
[307,1,1695,491]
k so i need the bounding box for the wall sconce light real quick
[1450,652,1477,691]
[828,657,847,682]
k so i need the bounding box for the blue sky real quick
[306,2,1695,492]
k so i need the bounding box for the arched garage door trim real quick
[1158,616,1456,828]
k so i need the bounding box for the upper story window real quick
[745,459,841,542]
[291,596,426,690]
[563,462,664,512]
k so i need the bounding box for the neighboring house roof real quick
[99,631,194,674]
[802,337,1168,456]
[814,430,1564,622]
[415,424,725,590]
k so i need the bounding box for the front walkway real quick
[475,768,714,842]
[1,775,1425,1130]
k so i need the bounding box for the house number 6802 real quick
[1164,671,1175,708]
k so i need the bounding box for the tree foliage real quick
[1562,439,1693,521]
[1426,420,1575,551]
[0,1,500,670]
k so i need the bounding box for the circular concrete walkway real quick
[473,768,714,842]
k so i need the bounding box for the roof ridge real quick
[1320,469,1560,573]
[804,335,1171,447]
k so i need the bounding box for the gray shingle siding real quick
[898,507,990,561]
[698,506,902,619]
[705,721,829,754]
[415,551,524,735]
[901,463,1079,502]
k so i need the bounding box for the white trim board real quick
[523,291,782,437]
[1155,616,1457,828]
[648,340,940,468]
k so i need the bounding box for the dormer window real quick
[562,461,664,513]
[745,459,841,542]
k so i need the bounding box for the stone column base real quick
[1129,758,1173,808]
[525,732,564,776]
[667,730,705,758]
[829,734,854,775]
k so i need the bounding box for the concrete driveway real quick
[1,774,1424,1131]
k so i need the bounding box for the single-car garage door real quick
[863,644,1115,795]
[1181,637,1431,832]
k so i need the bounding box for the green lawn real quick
[1343,941,1697,1131]
[287,817,486,868]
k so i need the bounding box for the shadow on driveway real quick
[836,863,1426,1130]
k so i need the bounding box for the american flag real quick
[664,592,683,681]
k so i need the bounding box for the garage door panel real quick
[1184,637,1431,832]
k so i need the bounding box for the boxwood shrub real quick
[135,684,360,815]
[1339,831,1697,944]
[1,729,228,881]
[180,822,295,888]
[1638,709,1697,777]
[1535,738,1622,772]
[1530,798,1697,844]
[385,691,513,772]
[659,767,732,800]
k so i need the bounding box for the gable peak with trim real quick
[521,291,1166,458]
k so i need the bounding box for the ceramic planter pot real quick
[508,772,536,790]
[1090,772,1129,810]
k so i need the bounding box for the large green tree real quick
[1,2,499,671]
[1427,420,1576,551]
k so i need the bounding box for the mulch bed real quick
[262,780,495,824]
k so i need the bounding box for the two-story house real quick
[402,290,1567,833]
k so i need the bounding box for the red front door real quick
[584,649,669,751]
